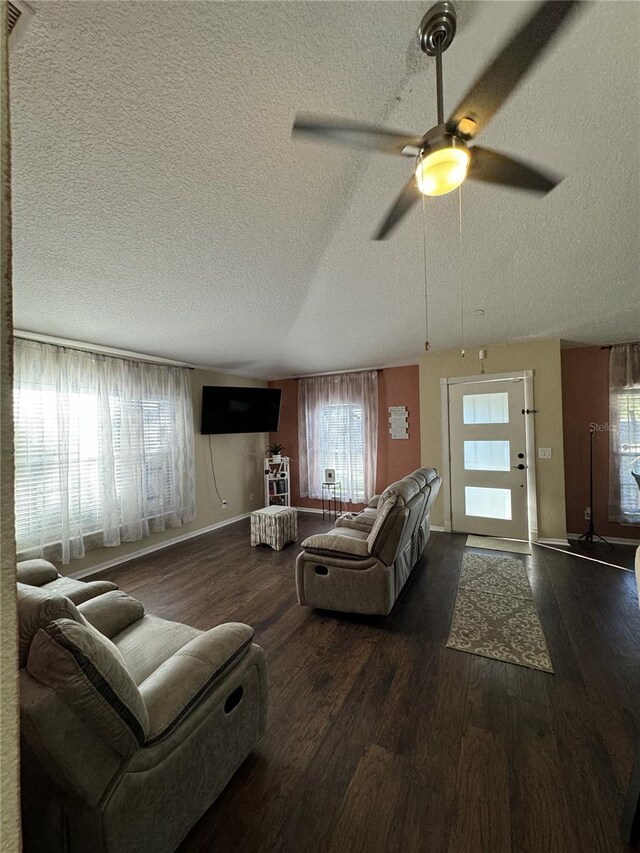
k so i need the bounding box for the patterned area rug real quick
[447,553,553,673]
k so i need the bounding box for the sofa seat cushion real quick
[327,527,368,541]
[301,529,370,560]
[27,618,150,757]
[114,614,202,686]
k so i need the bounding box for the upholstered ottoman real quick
[251,506,297,551]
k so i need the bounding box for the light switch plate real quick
[538,447,552,459]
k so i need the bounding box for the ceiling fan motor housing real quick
[420,124,465,153]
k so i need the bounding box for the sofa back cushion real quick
[27,618,150,757]
[17,559,59,587]
[380,475,420,509]
[17,582,81,668]
[367,495,402,557]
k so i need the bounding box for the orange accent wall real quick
[268,365,421,512]
[376,366,421,491]
[561,346,640,539]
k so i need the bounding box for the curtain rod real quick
[600,341,640,350]
[14,330,196,369]
[294,368,383,381]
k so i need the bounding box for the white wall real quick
[420,339,568,542]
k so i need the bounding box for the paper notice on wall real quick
[390,425,409,439]
[388,406,409,439]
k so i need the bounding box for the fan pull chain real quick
[458,185,465,357]
[422,193,430,352]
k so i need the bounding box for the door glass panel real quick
[463,392,509,424]
[464,440,510,471]
[465,486,512,520]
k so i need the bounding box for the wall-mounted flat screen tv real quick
[200,386,281,434]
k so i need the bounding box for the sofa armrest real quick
[301,533,370,560]
[334,516,376,533]
[17,559,59,587]
[368,495,381,508]
[139,623,255,741]
[63,580,118,605]
[77,590,145,638]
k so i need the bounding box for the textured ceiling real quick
[10,1,640,378]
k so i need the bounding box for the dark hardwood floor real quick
[91,515,640,853]
[567,539,637,571]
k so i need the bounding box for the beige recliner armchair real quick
[17,558,118,604]
[18,582,268,853]
[295,467,441,616]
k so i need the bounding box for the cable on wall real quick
[207,435,225,505]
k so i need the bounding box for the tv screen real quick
[200,386,281,435]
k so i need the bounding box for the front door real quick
[448,377,529,539]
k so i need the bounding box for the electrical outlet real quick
[584,507,591,520]
[249,492,254,502]
[222,499,228,508]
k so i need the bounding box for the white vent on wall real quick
[8,0,34,50]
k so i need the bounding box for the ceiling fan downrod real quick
[418,1,458,126]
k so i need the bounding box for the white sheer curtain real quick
[298,371,378,503]
[14,339,196,563]
[608,342,640,525]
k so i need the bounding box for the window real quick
[465,486,512,520]
[463,392,509,424]
[319,404,365,501]
[14,340,196,563]
[609,342,640,525]
[463,440,511,472]
[298,371,378,504]
[14,386,102,551]
[610,384,640,524]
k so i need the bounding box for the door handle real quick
[512,464,526,470]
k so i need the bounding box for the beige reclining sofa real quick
[19,581,268,853]
[295,467,441,616]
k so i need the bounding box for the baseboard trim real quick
[430,525,445,533]
[567,533,640,547]
[535,538,571,547]
[70,512,252,579]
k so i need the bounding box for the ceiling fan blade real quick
[292,114,422,157]
[469,146,561,194]
[373,175,422,240]
[447,1,581,140]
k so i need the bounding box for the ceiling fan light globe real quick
[415,146,470,196]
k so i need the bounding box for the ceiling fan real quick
[292,1,581,240]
